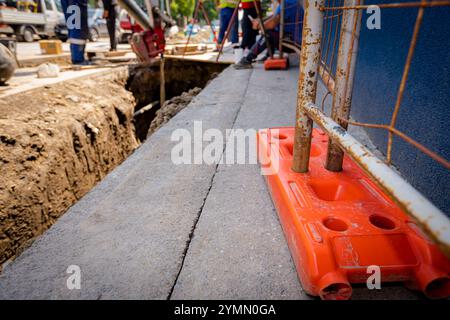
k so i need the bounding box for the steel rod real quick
[183,0,201,58]
[200,2,218,45]
[279,0,285,56]
[325,0,363,171]
[386,0,425,163]
[292,0,325,173]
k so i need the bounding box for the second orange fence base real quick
[257,127,450,300]
[264,58,289,70]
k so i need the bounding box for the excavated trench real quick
[0,59,227,267]
[129,59,225,141]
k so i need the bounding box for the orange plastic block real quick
[257,127,450,300]
[264,58,288,70]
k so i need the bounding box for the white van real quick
[0,0,64,42]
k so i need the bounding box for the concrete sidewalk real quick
[0,64,418,299]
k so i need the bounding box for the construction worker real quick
[240,0,260,50]
[61,0,89,65]
[102,0,120,51]
[234,0,303,69]
[217,0,239,47]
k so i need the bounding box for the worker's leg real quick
[248,6,259,48]
[241,7,258,49]
[62,0,89,64]
[218,7,238,46]
[218,7,231,45]
[247,30,279,61]
[240,8,251,49]
[107,6,118,51]
[230,8,239,45]
[234,30,279,69]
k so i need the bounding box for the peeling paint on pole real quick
[292,0,326,173]
[326,0,363,172]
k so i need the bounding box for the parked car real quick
[0,0,64,42]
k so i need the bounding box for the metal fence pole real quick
[279,0,285,57]
[325,0,363,171]
[292,0,326,173]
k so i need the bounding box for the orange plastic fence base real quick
[257,127,450,300]
[264,58,288,70]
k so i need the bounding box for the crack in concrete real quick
[167,69,253,300]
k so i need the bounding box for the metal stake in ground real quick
[183,0,201,58]
[160,54,166,105]
[200,1,218,44]
[325,0,362,172]
[291,0,325,173]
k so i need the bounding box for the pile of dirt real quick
[147,87,201,137]
[0,69,139,266]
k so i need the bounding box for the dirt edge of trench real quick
[0,68,140,268]
[0,61,227,269]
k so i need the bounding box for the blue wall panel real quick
[350,1,450,213]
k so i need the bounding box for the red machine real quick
[118,0,175,63]
[129,25,166,63]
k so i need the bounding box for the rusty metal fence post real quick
[325,0,363,172]
[279,0,285,58]
[292,0,326,173]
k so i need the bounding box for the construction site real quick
[0,0,449,304]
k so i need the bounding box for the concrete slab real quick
[171,65,306,299]
[0,67,251,299]
[170,65,419,300]
[0,65,129,99]
[0,61,421,300]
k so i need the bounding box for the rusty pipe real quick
[292,0,325,173]
[325,0,363,172]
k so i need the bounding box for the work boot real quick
[233,57,253,70]
[256,54,269,63]
[70,43,86,65]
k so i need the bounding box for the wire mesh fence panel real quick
[315,0,450,170]
[292,0,450,255]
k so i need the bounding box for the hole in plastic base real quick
[323,217,348,232]
[369,214,396,230]
[320,283,352,300]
